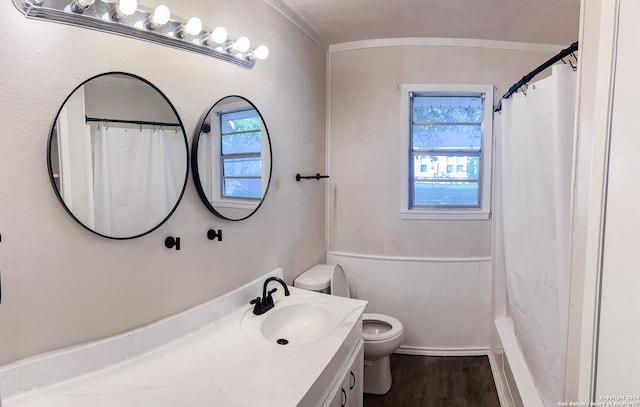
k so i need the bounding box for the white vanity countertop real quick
[4,285,367,407]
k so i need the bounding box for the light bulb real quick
[179,17,202,37]
[253,45,269,60]
[232,36,250,53]
[209,26,228,44]
[149,5,170,27]
[111,0,136,20]
[117,0,137,16]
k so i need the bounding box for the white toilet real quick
[294,264,404,395]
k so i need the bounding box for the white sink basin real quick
[240,293,341,346]
[261,303,335,346]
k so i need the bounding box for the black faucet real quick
[250,277,291,315]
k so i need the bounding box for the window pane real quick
[224,178,261,199]
[223,157,261,177]
[412,96,482,123]
[412,125,481,150]
[413,181,479,206]
[413,155,480,181]
[221,132,261,155]
[221,109,261,133]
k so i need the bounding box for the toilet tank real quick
[293,264,333,293]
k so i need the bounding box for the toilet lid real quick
[330,264,350,297]
[362,313,404,342]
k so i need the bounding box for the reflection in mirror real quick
[48,72,189,239]
[192,96,272,221]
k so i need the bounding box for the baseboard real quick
[395,345,491,356]
[488,350,515,407]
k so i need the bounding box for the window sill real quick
[400,209,490,220]
[211,199,259,210]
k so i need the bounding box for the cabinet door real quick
[346,341,364,407]
[321,340,364,407]
[324,378,347,407]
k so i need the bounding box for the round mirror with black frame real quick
[192,95,272,221]
[47,72,189,239]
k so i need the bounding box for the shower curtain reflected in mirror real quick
[498,64,576,406]
[93,126,184,238]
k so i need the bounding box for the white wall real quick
[327,41,562,353]
[594,0,640,396]
[0,0,327,366]
[84,76,176,123]
[565,0,609,400]
[328,42,559,258]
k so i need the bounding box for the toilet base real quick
[363,355,392,395]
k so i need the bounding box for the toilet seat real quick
[362,313,403,342]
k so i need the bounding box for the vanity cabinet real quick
[323,340,364,407]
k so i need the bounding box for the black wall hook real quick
[296,173,329,182]
[165,236,181,250]
[207,229,223,241]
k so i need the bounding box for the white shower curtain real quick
[498,64,576,406]
[93,127,184,237]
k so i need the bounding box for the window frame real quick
[400,84,493,220]
[209,101,266,210]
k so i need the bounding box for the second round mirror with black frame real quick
[192,95,272,221]
[47,72,189,239]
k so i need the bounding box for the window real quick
[400,84,493,220]
[201,98,269,214]
[218,107,262,200]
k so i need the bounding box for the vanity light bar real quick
[12,0,269,69]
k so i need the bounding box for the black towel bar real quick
[296,173,329,182]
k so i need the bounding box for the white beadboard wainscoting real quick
[326,252,493,354]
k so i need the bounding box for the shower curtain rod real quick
[494,41,579,112]
[85,116,181,127]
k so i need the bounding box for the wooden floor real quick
[363,354,501,407]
